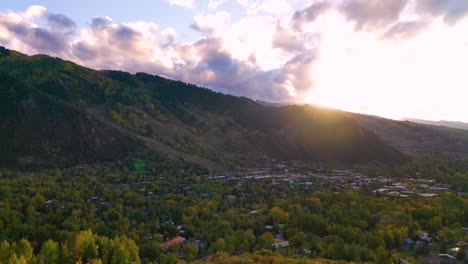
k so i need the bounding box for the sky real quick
[1,0,468,122]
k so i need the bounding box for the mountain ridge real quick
[2,46,468,169]
[403,118,468,130]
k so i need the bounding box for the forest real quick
[0,151,467,264]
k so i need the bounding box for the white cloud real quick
[169,0,196,8]
[24,5,47,19]
[191,11,231,35]
[237,0,250,8]
[161,27,177,44]
[257,0,293,14]
[208,0,224,9]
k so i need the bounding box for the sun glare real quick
[305,11,468,122]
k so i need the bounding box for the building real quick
[273,238,290,249]
[160,236,186,248]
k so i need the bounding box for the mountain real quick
[403,118,468,130]
[354,114,468,155]
[0,70,140,166]
[255,100,291,107]
[2,46,468,169]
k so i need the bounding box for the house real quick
[438,254,457,262]
[273,238,290,249]
[402,238,414,249]
[176,225,186,234]
[160,236,186,248]
[419,231,432,242]
[420,193,437,198]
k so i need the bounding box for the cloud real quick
[272,23,320,52]
[291,1,332,31]
[382,20,429,40]
[190,11,231,35]
[169,0,196,8]
[273,25,304,52]
[161,27,177,45]
[71,18,164,69]
[339,0,409,30]
[237,0,250,8]
[257,0,293,15]
[171,37,314,99]
[0,8,71,54]
[415,0,468,24]
[208,0,224,9]
[47,13,76,32]
[25,5,47,18]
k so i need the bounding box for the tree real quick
[297,213,327,236]
[289,232,307,249]
[344,244,361,262]
[111,236,141,264]
[0,240,11,263]
[40,240,60,264]
[268,207,289,223]
[159,253,178,264]
[87,259,103,264]
[183,243,198,262]
[427,216,442,232]
[7,253,27,264]
[261,232,275,244]
[326,243,343,260]
[456,248,466,261]
[32,193,46,211]
[82,238,99,263]
[14,239,33,262]
[367,235,385,250]
[211,238,226,253]
[374,246,388,264]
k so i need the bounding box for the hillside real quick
[3,46,468,168]
[0,71,140,167]
[0,47,408,168]
[403,118,468,131]
[354,114,468,155]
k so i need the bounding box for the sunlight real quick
[305,11,468,121]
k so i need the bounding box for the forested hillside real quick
[0,47,405,168]
[355,114,468,155]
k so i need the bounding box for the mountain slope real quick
[403,118,468,130]
[0,47,407,168]
[354,114,468,155]
[0,71,140,166]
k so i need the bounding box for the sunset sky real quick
[1,0,467,122]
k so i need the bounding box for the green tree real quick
[40,240,60,264]
[0,240,11,263]
[211,238,226,253]
[14,239,33,262]
[183,243,198,262]
[297,213,327,236]
[456,248,466,261]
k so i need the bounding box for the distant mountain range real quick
[255,100,291,107]
[2,46,468,169]
[403,118,468,131]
